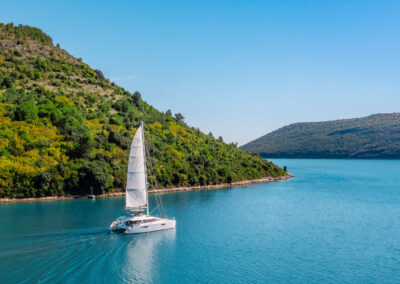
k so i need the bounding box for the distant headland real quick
[241,113,400,159]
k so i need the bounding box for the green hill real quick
[241,113,400,159]
[0,23,285,198]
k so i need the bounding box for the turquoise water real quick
[1,159,400,283]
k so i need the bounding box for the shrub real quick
[94,69,105,80]
[1,77,14,88]
[15,100,39,123]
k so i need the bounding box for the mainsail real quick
[126,122,148,210]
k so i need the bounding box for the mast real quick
[141,121,149,216]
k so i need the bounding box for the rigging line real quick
[150,206,159,215]
[145,139,166,218]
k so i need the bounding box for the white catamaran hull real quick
[110,214,176,234]
[125,218,176,234]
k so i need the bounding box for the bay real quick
[1,159,400,283]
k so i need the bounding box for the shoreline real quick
[0,174,293,204]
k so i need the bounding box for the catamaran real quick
[110,122,176,234]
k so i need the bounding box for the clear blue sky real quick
[2,1,400,145]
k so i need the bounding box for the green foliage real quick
[0,22,285,198]
[78,160,113,195]
[94,69,104,80]
[132,91,142,107]
[15,100,38,123]
[108,129,131,150]
[4,23,53,44]
[1,76,14,88]
[71,131,95,158]
[34,56,47,71]
[174,113,184,122]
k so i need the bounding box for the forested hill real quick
[0,23,285,198]
[241,113,400,159]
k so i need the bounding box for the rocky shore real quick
[148,174,293,194]
[0,174,293,204]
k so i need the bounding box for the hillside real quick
[241,113,400,159]
[0,23,285,198]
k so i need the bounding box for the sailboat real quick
[110,122,176,234]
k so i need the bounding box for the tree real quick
[15,100,39,123]
[108,129,131,149]
[109,114,123,126]
[166,109,172,116]
[165,132,175,144]
[1,76,14,89]
[72,131,95,158]
[218,136,224,142]
[94,69,105,80]
[174,113,184,122]
[34,56,47,71]
[112,98,132,113]
[79,160,112,194]
[132,91,142,107]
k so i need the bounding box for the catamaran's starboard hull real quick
[124,219,176,234]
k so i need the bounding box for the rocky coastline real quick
[0,174,293,204]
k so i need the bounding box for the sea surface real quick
[1,159,400,283]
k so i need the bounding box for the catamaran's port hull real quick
[125,219,176,234]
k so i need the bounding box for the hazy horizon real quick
[2,0,400,145]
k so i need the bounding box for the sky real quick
[1,0,400,145]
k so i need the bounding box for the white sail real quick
[126,123,147,210]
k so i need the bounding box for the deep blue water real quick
[1,159,400,283]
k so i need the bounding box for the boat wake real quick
[0,227,176,283]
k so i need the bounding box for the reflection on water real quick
[122,230,176,282]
